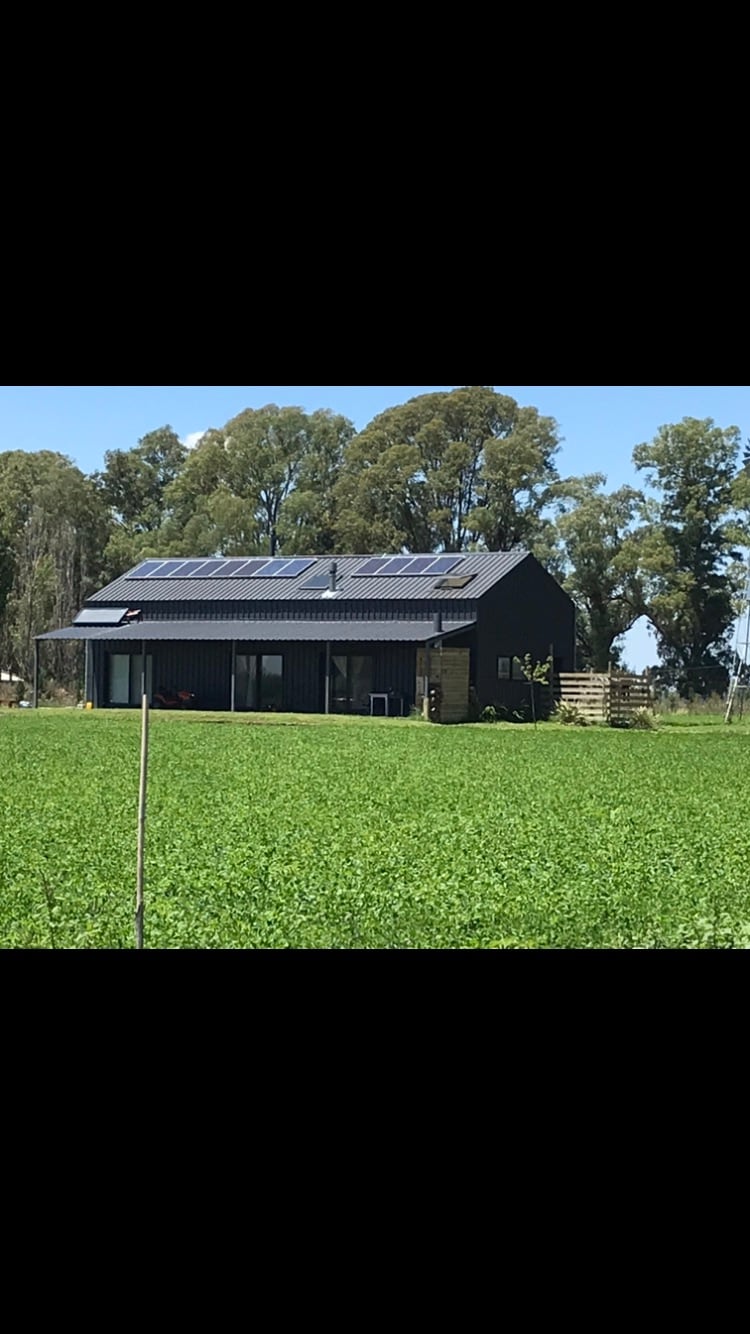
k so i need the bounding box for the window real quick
[497,656,511,679]
[349,655,373,712]
[235,653,284,710]
[235,653,257,710]
[329,654,373,713]
[260,655,283,711]
[108,652,153,706]
[109,654,130,704]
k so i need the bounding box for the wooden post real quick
[135,692,149,949]
[33,638,39,709]
[423,641,431,719]
[84,638,93,704]
[325,642,331,714]
[230,641,236,712]
[607,658,613,725]
[140,639,146,701]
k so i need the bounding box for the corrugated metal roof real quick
[88,550,530,605]
[37,626,99,641]
[38,619,475,644]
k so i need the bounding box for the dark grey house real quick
[36,550,575,720]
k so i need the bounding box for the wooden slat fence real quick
[416,647,471,723]
[556,671,653,724]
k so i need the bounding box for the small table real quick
[369,693,404,717]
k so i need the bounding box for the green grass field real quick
[2,708,750,948]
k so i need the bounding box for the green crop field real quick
[2,709,750,948]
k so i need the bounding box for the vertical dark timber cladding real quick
[98,641,232,709]
[475,557,576,713]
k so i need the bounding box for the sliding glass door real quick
[109,654,130,705]
[235,653,284,711]
[260,655,283,710]
[330,654,373,713]
[108,653,153,706]
[235,653,257,710]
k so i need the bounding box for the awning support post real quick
[325,642,331,714]
[231,641,236,712]
[84,639,93,704]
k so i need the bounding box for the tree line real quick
[2,386,749,697]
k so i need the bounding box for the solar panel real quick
[353,558,389,576]
[401,557,435,574]
[226,558,269,577]
[300,573,332,589]
[193,558,231,576]
[143,559,187,578]
[128,560,168,579]
[351,555,464,577]
[167,559,212,577]
[380,556,414,573]
[210,558,254,577]
[245,557,315,578]
[270,557,315,578]
[74,607,130,625]
[368,558,423,576]
[425,555,462,574]
[248,558,292,577]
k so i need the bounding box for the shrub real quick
[513,653,553,729]
[610,707,657,730]
[554,701,588,727]
[480,705,498,724]
[629,707,657,730]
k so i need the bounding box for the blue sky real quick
[3,385,750,670]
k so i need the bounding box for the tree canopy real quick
[333,386,560,554]
[7,391,750,702]
[631,417,744,694]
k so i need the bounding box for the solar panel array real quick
[126,557,316,580]
[351,555,462,577]
[126,554,464,582]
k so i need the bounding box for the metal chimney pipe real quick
[433,610,443,634]
[329,561,338,593]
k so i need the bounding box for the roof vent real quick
[329,560,338,593]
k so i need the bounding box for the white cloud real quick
[182,430,206,450]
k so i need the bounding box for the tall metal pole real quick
[135,692,149,949]
[325,642,331,714]
[740,577,750,721]
[231,641,236,712]
[725,556,750,722]
[33,639,39,709]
